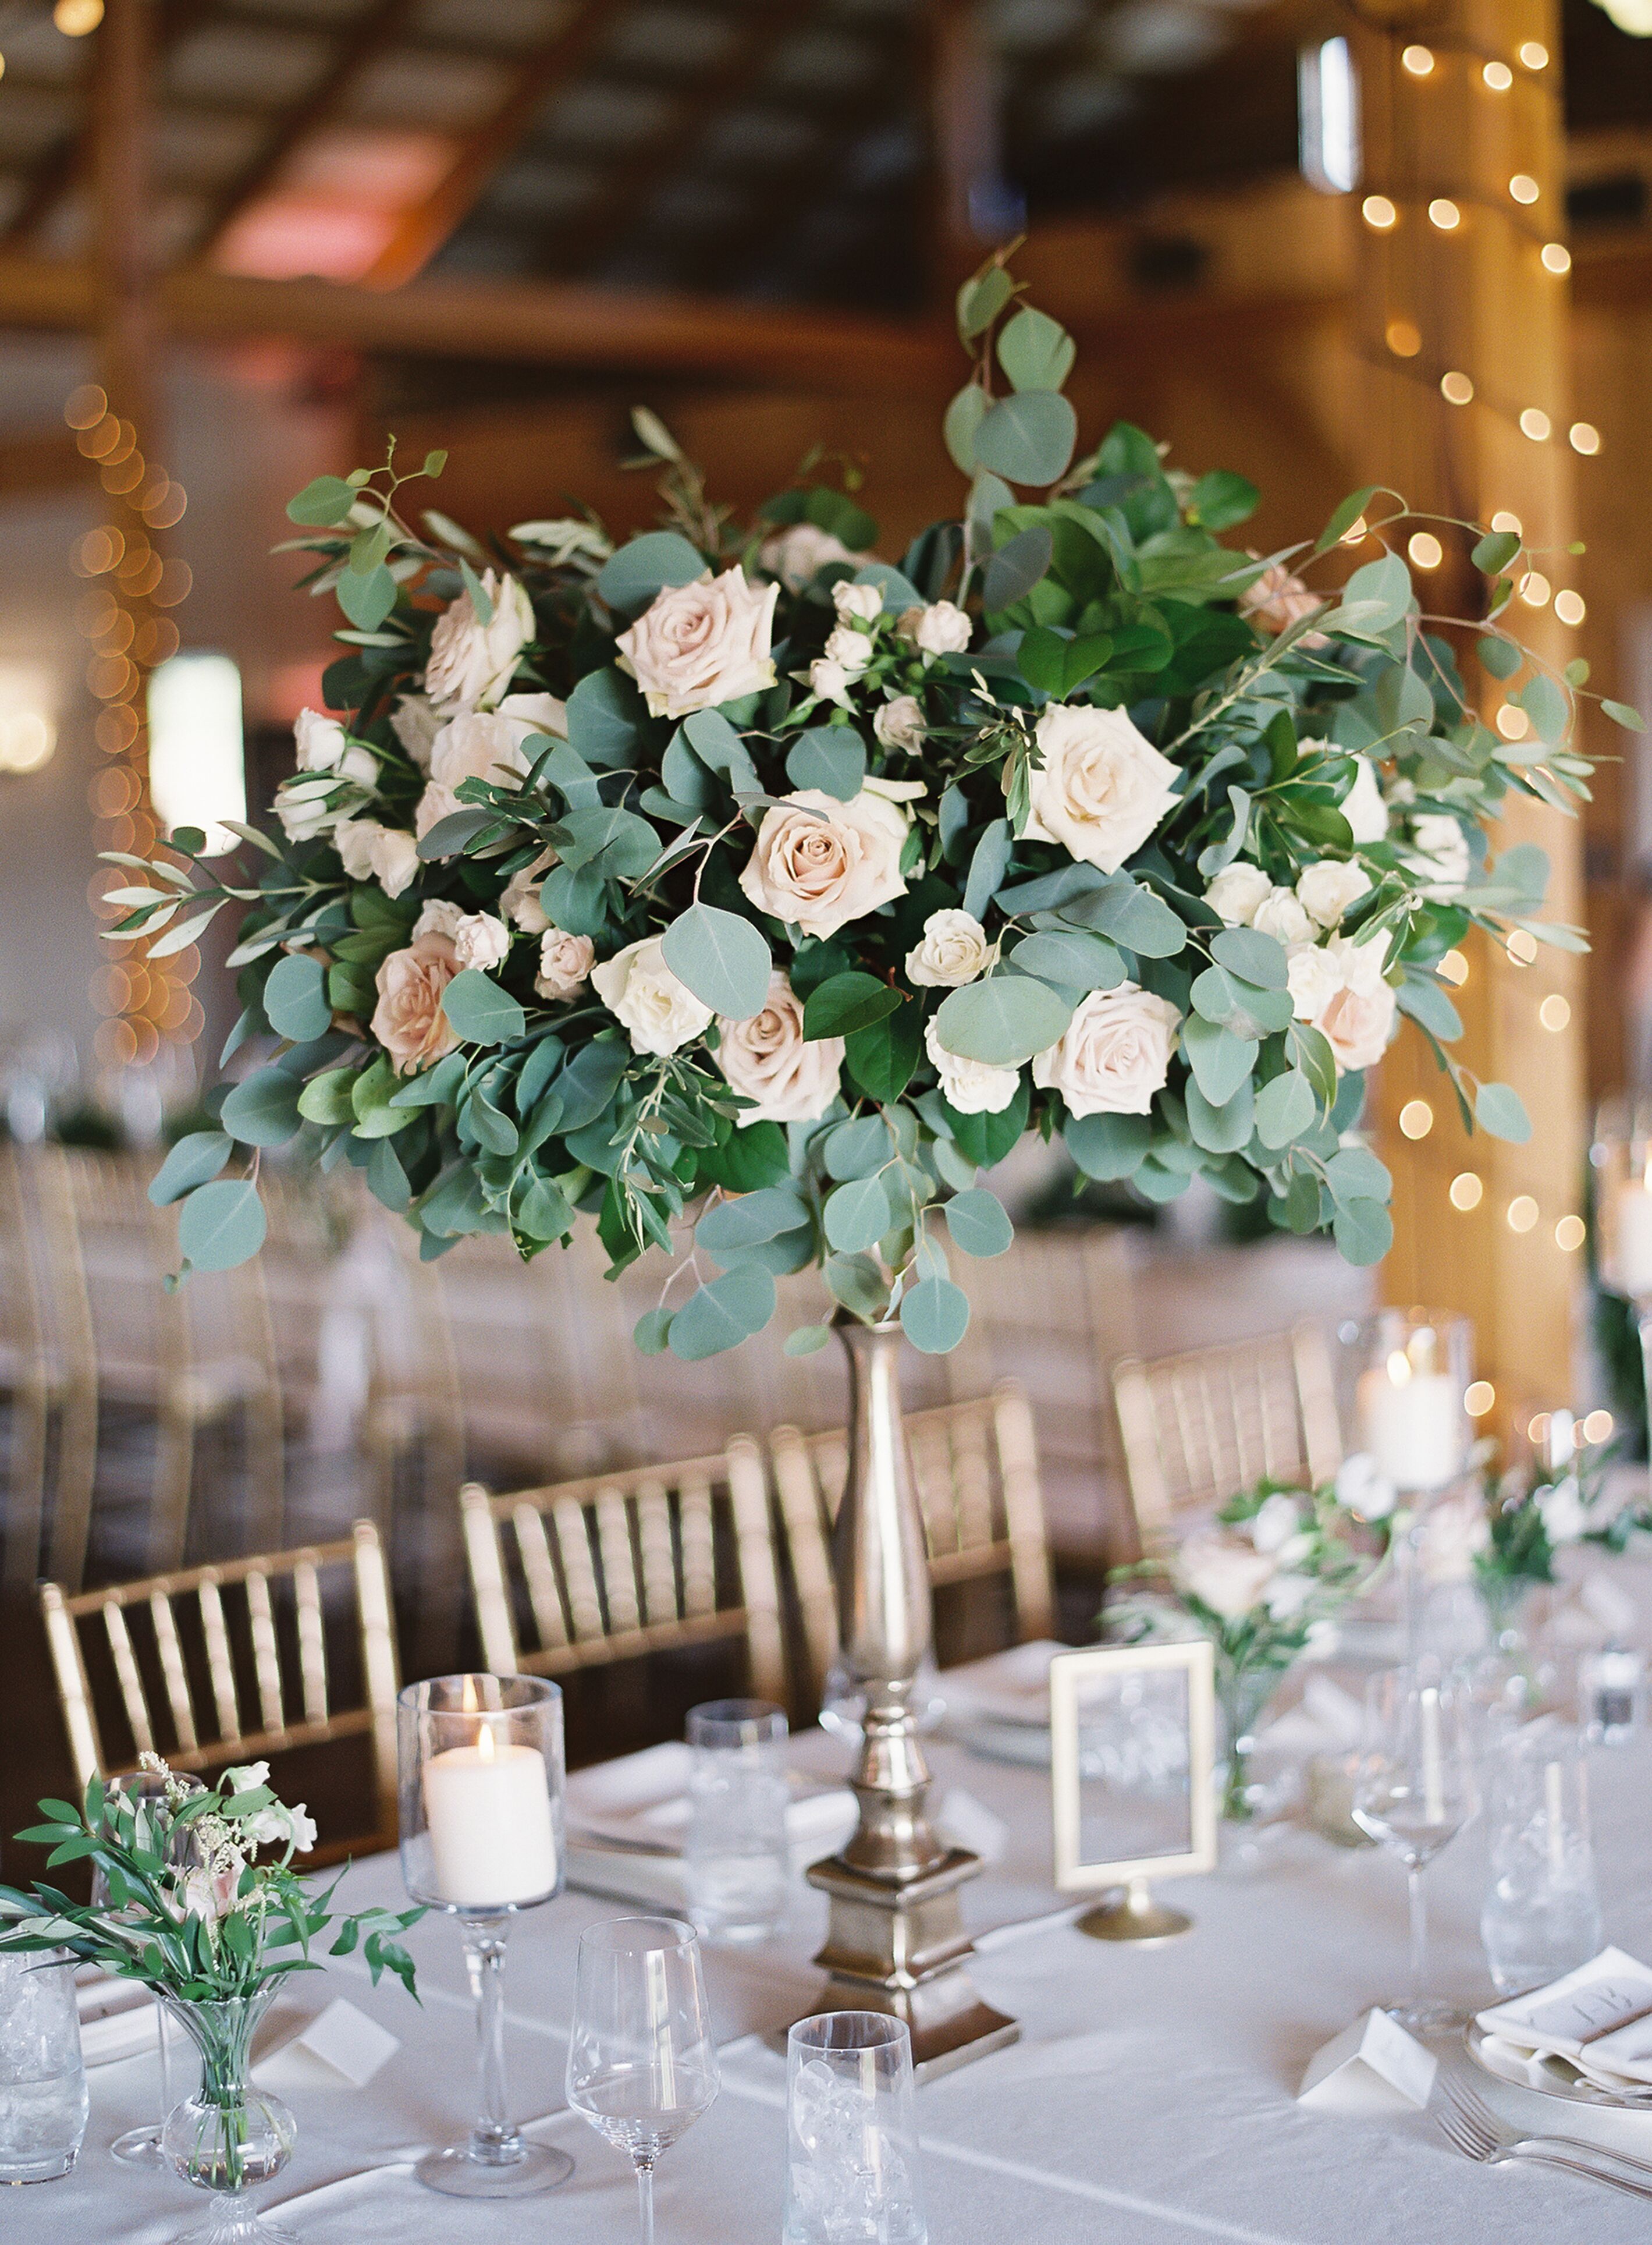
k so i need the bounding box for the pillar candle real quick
[1356,1364,1463,1492]
[1612,1183,1652,1297]
[422,1728,557,1908]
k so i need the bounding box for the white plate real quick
[1466,2020,1652,2110]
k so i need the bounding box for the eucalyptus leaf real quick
[996,307,1075,394]
[1182,1015,1256,1106]
[972,392,1078,488]
[787,727,865,800]
[662,903,771,1020]
[900,1275,971,1354]
[595,530,705,618]
[263,952,332,1042]
[823,1174,893,1254]
[1475,1081,1532,1143]
[1011,928,1125,993]
[1255,1069,1315,1150]
[982,526,1054,613]
[804,971,903,1041]
[442,970,527,1047]
[933,974,1071,1067]
[1063,1111,1149,1180]
[219,1067,303,1148]
[177,1180,267,1272]
[148,1131,232,1207]
[667,1265,777,1359]
[942,1187,1012,1258]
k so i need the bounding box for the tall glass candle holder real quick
[397,1673,572,2200]
[1345,1308,1473,1656]
[1593,1097,1652,1430]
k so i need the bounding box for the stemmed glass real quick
[566,1917,720,2245]
[91,1769,201,2166]
[1352,1664,1479,2031]
[397,1674,573,2198]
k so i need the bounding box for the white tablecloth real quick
[16,1693,1652,2242]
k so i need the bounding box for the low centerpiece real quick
[0,1760,421,2243]
[107,248,1614,2065]
[1107,1477,1391,1819]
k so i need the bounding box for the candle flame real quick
[478,1722,495,1763]
[461,1673,478,1714]
[1386,1349,1412,1386]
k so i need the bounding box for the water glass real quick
[1481,1726,1602,1996]
[784,2012,926,2245]
[0,1951,88,2183]
[685,1698,789,1944]
[1351,1664,1478,2031]
[567,1917,719,2245]
[1580,1645,1644,1745]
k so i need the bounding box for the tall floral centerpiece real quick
[108,250,1617,2064]
[0,1762,420,2241]
[1109,1479,1391,1819]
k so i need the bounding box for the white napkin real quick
[75,1973,160,2067]
[251,1999,399,2093]
[1477,1947,1652,2088]
[1255,1676,1364,1759]
[566,1742,857,1857]
[937,1641,1065,1729]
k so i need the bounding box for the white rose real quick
[425,570,534,712]
[1251,886,1314,945]
[1296,859,1371,928]
[874,695,927,754]
[896,600,971,657]
[1287,931,1397,1073]
[923,1015,1019,1114]
[808,658,854,708]
[1203,861,1272,926]
[1174,1530,1277,1619]
[1335,1450,1396,1522]
[716,971,843,1125]
[1419,1491,1490,1585]
[737,787,910,940]
[615,565,778,719]
[275,779,347,842]
[1021,703,1181,873]
[822,623,873,676]
[294,707,376,789]
[833,580,883,624]
[1250,1491,1305,1554]
[337,817,416,898]
[452,912,510,971]
[535,928,595,1001]
[907,909,990,988]
[416,707,542,844]
[1340,754,1390,843]
[501,848,558,933]
[1408,813,1472,900]
[1264,1573,1315,1622]
[1031,982,1180,1119]
[332,816,378,882]
[389,693,442,771]
[591,935,714,1057]
[413,899,465,941]
[758,522,864,590]
[1537,1477,1590,1547]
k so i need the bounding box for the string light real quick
[1441,370,1474,404]
[1509,175,1540,205]
[1408,531,1443,568]
[1507,929,1539,964]
[1569,421,1601,455]
[53,0,102,30]
[1539,994,1571,1031]
[1554,589,1586,626]
[1465,1381,1496,1417]
[1519,407,1551,440]
[1556,1215,1586,1252]
[1438,950,1469,985]
[1490,511,1522,535]
[1387,318,1422,357]
[1519,40,1548,68]
[1507,1195,1539,1233]
[1362,194,1398,230]
[1428,198,1461,230]
[1483,61,1513,90]
[1496,706,1530,740]
[1518,570,1551,607]
[1541,242,1571,274]
[1582,1407,1613,1441]
[1450,1173,1484,1211]
[1399,1100,1434,1139]
[1402,44,1434,75]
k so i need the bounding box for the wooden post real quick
[1351,1,1587,1433]
[80,0,197,1065]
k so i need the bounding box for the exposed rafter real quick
[559,2,819,280]
[363,0,620,289]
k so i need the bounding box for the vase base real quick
[110,2123,165,2166]
[415,2141,575,2198]
[168,2206,300,2245]
[1076,1881,1193,1945]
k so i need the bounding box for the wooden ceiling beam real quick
[0,254,960,386]
[362,0,620,289]
[557,3,818,279]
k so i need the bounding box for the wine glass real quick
[397,1674,572,2198]
[566,1917,720,2245]
[1352,1664,1478,2030]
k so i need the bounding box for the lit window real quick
[1299,37,1360,196]
[147,651,246,857]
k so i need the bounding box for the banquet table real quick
[16,1684,1652,2244]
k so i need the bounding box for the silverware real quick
[1440,2071,1652,2183]
[1433,2076,1652,2198]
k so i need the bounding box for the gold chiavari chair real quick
[0,1145,97,1591]
[770,1384,1055,1702]
[460,1442,786,1703]
[38,1520,399,1861]
[1110,1321,1343,1551]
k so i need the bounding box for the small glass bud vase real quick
[159,1989,297,2244]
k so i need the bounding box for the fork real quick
[1433,2077,1652,2198]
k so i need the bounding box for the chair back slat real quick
[461,1446,784,1701]
[38,1525,400,1859]
[149,1590,198,1754]
[1111,1322,1346,1547]
[770,1384,1053,1698]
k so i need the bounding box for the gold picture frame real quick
[1049,1640,1217,1940]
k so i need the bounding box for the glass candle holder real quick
[685,1698,790,1945]
[397,1673,571,2200]
[1342,1308,1475,1658]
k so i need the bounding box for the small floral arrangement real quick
[1107,1477,1390,1815]
[1452,1425,1651,1633]
[105,248,1625,1363]
[0,1755,422,2002]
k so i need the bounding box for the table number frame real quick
[1049,1640,1218,1892]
